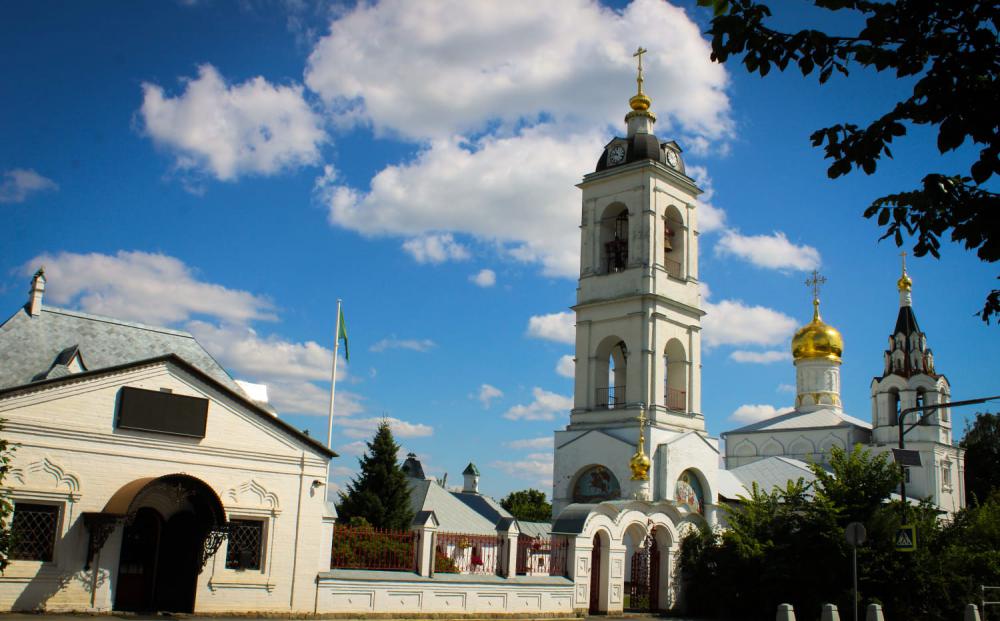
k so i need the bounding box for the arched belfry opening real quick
[663,205,684,279]
[94,474,228,613]
[663,339,687,412]
[596,337,628,408]
[601,204,629,274]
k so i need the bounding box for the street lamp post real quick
[896,395,1000,510]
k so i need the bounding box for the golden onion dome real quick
[629,92,651,112]
[791,299,844,363]
[629,450,651,481]
[897,269,912,292]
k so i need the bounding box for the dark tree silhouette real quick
[698,0,999,322]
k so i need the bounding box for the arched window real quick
[601,204,629,273]
[664,339,687,412]
[663,206,684,279]
[596,338,627,409]
[915,389,926,424]
[888,389,901,426]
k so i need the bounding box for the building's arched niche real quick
[761,438,784,457]
[732,440,757,458]
[600,203,629,274]
[590,529,612,614]
[622,522,647,583]
[663,338,687,412]
[572,465,622,503]
[596,335,628,408]
[788,437,815,461]
[887,387,901,426]
[663,205,684,279]
[819,435,845,458]
[674,469,706,515]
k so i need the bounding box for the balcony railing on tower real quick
[597,385,626,409]
[666,388,686,412]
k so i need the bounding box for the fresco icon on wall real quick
[674,469,704,514]
[572,465,621,503]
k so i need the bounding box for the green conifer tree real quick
[336,420,413,530]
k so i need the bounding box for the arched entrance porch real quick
[89,474,228,613]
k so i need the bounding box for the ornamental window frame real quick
[225,517,267,572]
[941,461,953,492]
[9,501,62,563]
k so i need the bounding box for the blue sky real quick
[1,0,995,499]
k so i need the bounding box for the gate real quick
[627,531,659,611]
[589,534,602,614]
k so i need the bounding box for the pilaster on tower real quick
[568,50,705,433]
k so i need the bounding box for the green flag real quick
[338,306,349,362]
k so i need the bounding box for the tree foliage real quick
[698,0,1000,322]
[677,446,1000,618]
[0,419,14,573]
[961,411,1000,503]
[500,488,552,522]
[336,420,414,530]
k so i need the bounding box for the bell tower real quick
[570,47,705,433]
[552,49,718,517]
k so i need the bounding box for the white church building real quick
[0,52,967,616]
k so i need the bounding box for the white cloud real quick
[140,64,326,182]
[23,251,275,326]
[401,233,470,264]
[477,384,503,409]
[729,404,793,424]
[336,440,368,456]
[338,416,434,439]
[369,337,436,353]
[470,269,496,288]
[319,128,595,278]
[556,354,575,378]
[0,169,58,204]
[777,383,796,393]
[716,230,821,271]
[491,454,553,486]
[308,0,733,277]
[527,311,575,345]
[504,437,551,450]
[503,387,572,421]
[305,0,731,142]
[702,298,797,348]
[729,350,792,364]
[684,165,726,233]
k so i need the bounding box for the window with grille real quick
[225,519,264,571]
[11,503,59,562]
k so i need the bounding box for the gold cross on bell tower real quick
[633,46,647,92]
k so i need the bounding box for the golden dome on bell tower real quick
[791,271,844,363]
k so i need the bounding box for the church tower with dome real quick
[868,258,964,512]
[551,48,720,524]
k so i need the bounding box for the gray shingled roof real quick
[722,407,871,435]
[0,305,238,391]
[723,456,821,499]
[407,479,502,535]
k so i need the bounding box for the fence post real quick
[496,518,519,578]
[865,603,885,621]
[320,505,337,571]
[412,510,438,577]
[776,603,797,621]
[966,603,982,621]
[821,603,841,621]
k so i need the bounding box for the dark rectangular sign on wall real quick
[117,386,208,438]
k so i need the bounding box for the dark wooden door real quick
[589,534,602,614]
[153,511,202,613]
[114,508,162,612]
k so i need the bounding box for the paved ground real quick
[0,615,706,621]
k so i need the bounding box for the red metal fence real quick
[434,532,502,575]
[516,535,569,577]
[330,524,417,571]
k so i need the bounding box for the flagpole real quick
[327,299,342,453]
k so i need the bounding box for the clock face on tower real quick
[666,150,679,169]
[608,144,626,165]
